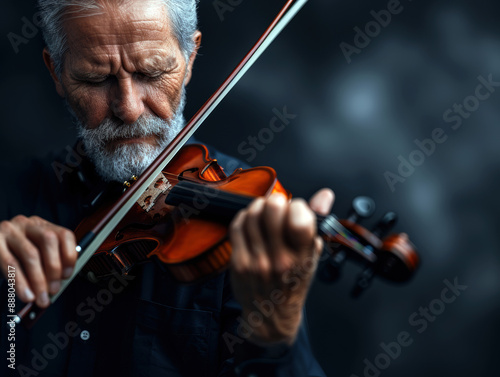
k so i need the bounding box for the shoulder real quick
[187,137,251,174]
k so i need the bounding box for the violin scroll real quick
[317,196,419,297]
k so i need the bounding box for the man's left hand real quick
[229,188,335,346]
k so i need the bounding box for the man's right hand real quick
[0,215,77,308]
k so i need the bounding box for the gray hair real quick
[37,0,199,75]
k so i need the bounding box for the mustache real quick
[77,115,171,146]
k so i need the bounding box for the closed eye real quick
[86,76,110,84]
[72,74,111,86]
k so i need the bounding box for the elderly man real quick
[1,1,332,376]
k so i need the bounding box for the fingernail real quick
[291,199,312,226]
[38,292,50,307]
[270,193,287,204]
[49,281,61,294]
[63,267,74,278]
[24,288,35,301]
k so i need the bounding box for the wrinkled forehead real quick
[62,0,177,65]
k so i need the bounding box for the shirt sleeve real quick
[216,271,326,377]
[232,324,327,377]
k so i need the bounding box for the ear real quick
[184,30,202,86]
[43,47,65,98]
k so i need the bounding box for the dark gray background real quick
[2,1,499,376]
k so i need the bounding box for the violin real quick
[75,143,418,290]
[16,0,418,328]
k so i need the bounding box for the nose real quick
[110,78,145,124]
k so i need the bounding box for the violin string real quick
[156,172,329,224]
[159,178,253,209]
[155,171,337,222]
[153,170,257,207]
[152,173,355,244]
[150,172,335,240]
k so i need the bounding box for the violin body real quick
[75,144,290,283]
[75,143,418,291]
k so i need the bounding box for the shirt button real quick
[80,330,90,341]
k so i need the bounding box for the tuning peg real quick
[347,196,376,223]
[372,211,398,237]
[351,266,375,298]
[317,250,346,283]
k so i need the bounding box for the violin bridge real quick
[137,172,172,215]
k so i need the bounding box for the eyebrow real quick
[139,55,178,73]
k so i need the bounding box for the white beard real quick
[73,89,186,182]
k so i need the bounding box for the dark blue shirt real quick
[1,140,326,377]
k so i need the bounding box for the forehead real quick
[63,1,179,71]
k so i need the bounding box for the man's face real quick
[44,0,200,181]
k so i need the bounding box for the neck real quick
[165,180,374,262]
